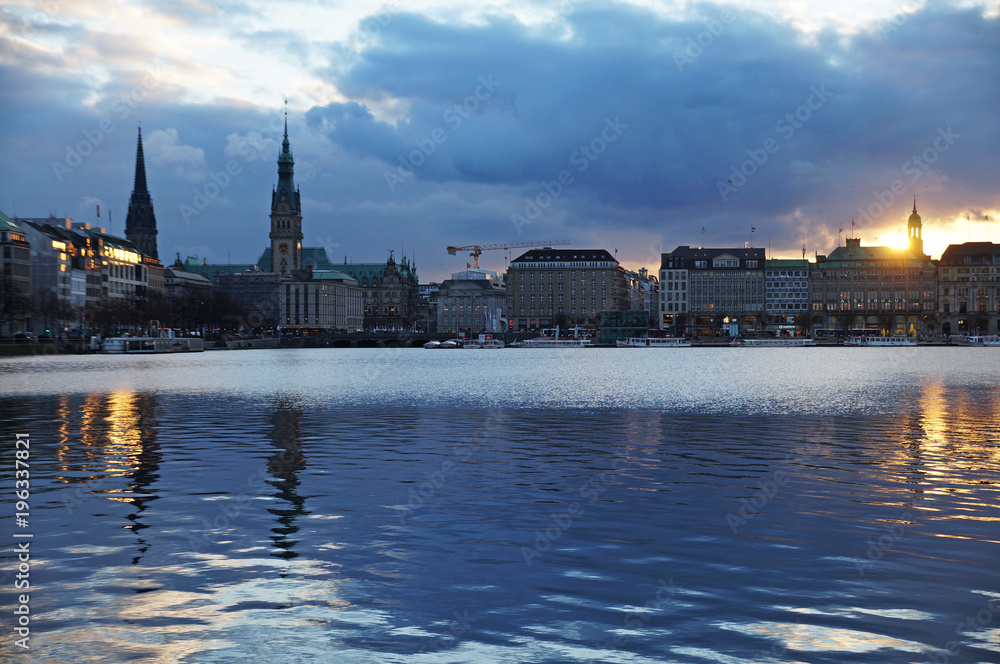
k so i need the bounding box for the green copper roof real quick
[0,209,24,233]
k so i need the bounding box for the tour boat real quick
[423,340,442,349]
[99,335,204,353]
[617,337,691,347]
[520,337,592,348]
[843,335,916,347]
[730,337,816,347]
[955,335,1000,346]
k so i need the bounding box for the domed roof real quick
[908,197,921,226]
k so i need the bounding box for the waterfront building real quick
[165,255,213,302]
[764,258,810,335]
[937,242,1000,336]
[808,204,936,336]
[417,282,440,333]
[659,246,766,337]
[125,126,159,260]
[436,269,506,334]
[625,267,659,315]
[0,211,31,335]
[505,248,626,331]
[328,253,420,330]
[18,217,157,335]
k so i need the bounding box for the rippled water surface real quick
[1,348,999,663]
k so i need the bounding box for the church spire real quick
[134,124,148,194]
[269,105,303,274]
[125,124,158,259]
[907,194,923,257]
[272,101,299,215]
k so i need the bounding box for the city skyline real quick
[1,1,998,282]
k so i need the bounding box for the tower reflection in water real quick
[264,396,310,561]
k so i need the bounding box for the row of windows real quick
[517,307,599,316]
[514,270,614,279]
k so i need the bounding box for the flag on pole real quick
[96,204,100,218]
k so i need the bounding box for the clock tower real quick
[269,109,302,275]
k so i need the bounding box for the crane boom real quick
[446,240,570,268]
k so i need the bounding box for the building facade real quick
[764,258,810,335]
[436,269,506,334]
[659,246,766,336]
[0,211,31,335]
[625,267,659,315]
[809,238,937,337]
[937,242,1000,336]
[505,248,625,331]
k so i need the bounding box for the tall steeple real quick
[269,103,303,275]
[125,124,158,259]
[907,195,924,256]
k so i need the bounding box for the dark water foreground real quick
[1,348,998,663]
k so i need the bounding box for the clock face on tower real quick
[278,242,289,254]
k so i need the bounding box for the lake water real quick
[1,347,999,663]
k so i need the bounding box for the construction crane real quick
[446,241,570,269]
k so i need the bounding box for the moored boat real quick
[730,337,816,347]
[617,337,691,347]
[955,335,1000,346]
[464,335,505,349]
[843,335,915,346]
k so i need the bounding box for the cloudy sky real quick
[1,0,998,281]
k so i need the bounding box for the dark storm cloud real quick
[308,2,997,247]
[0,2,996,279]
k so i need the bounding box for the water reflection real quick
[264,396,309,560]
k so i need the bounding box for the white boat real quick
[955,335,1000,346]
[617,337,691,347]
[843,335,916,347]
[423,340,442,349]
[730,337,816,347]
[99,336,204,353]
[438,339,462,348]
[464,335,505,349]
[97,321,204,353]
[521,337,592,348]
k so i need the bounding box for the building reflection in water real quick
[265,396,310,561]
[53,391,162,565]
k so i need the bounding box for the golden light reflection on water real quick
[719,618,931,653]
